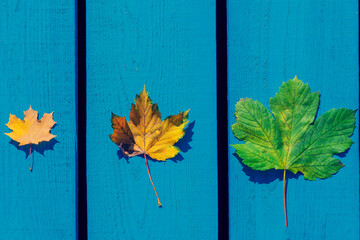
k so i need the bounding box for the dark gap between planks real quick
[358,1,360,236]
[216,0,229,239]
[77,0,87,239]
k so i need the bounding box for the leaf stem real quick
[144,154,161,207]
[283,169,287,227]
[29,143,32,171]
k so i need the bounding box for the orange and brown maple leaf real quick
[110,86,189,206]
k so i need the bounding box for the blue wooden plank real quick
[0,1,76,239]
[228,1,359,239]
[86,1,217,239]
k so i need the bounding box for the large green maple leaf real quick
[231,76,357,226]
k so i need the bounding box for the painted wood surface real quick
[228,1,359,239]
[86,1,217,239]
[0,1,76,239]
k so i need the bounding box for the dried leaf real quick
[5,106,57,170]
[110,86,189,206]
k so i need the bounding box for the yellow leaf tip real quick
[142,85,148,95]
[27,105,35,112]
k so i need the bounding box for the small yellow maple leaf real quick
[4,106,57,170]
[110,86,189,206]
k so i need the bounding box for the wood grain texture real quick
[0,0,76,239]
[228,0,359,239]
[86,1,217,239]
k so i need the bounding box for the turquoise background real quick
[0,0,76,239]
[228,1,359,239]
[86,0,218,239]
[0,0,358,239]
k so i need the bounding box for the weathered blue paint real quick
[228,1,359,239]
[0,1,76,239]
[86,1,217,239]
